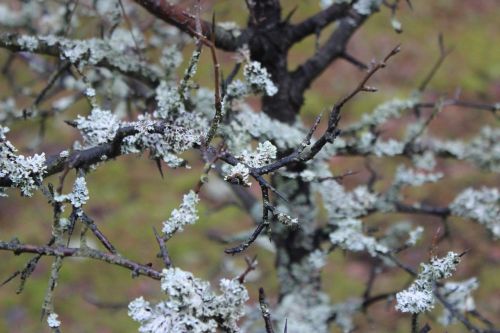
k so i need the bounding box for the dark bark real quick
[133,0,245,51]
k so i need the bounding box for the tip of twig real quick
[390,44,402,56]
[64,119,78,128]
[459,249,470,257]
[283,5,298,24]
[154,158,164,179]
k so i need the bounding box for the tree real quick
[0,0,498,332]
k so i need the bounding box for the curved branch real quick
[0,32,161,87]
[0,123,165,187]
[132,0,245,52]
[288,3,350,45]
[0,240,162,280]
[292,12,366,92]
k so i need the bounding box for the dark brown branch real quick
[292,13,366,92]
[394,202,450,219]
[80,212,117,254]
[383,254,500,333]
[153,227,172,268]
[415,99,499,117]
[341,51,369,70]
[237,255,258,284]
[0,240,162,280]
[434,292,491,333]
[0,122,168,187]
[362,292,396,308]
[300,45,401,162]
[225,181,271,254]
[1,237,56,292]
[259,287,276,333]
[418,34,453,92]
[288,3,350,44]
[245,0,281,28]
[132,0,244,52]
[32,62,71,107]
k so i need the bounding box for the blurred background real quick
[0,0,499,332]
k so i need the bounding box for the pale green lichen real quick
[129,268,248,333]
[162,191,199,236]
[395,252,461,313]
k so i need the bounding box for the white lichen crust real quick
[395,252,461,314]
[162,191,200,236]
[438,278,478,326]
[47,312,61,328]
[450,187,500,239]
[0,125,46,197]
[128,268,248,333]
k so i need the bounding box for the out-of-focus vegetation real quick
[0,1,498,332]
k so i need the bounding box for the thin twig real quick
[418,34,453,92]
[153,227,172,268]
[259,287,275,333]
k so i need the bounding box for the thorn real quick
[64,119,78,127]
[283,6,298,24]
[155,158,164,179]
[459,249,470,257]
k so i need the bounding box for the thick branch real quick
[288,3,350,44]
[292,12,365,92]
[132,0,244,52]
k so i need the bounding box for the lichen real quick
[0,125,46,197]
[318,180,377,220]
[450,187,500,239]
[47,312,61,328]
[353,0,383,15]
[162,191,200,236]
[329,218,389,256]
[129,268,248,333]
[54,177,90,210]
[243,61,278,96]
[395,252,461,313]
[74,108,119,148]
[438,278,478,326]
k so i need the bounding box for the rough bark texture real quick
[0,2,371,302]
[240,1,369,300]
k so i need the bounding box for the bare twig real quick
[259,287,275,333]
[237,255,258,283]
[153,227,172,268]
[0,240,162,280]
[418,34,453,92]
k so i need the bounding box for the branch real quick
[418,34,453,92]
[0,240,162,280]
[259,287,276,333]
[132,0,244,51]
[288,3,351,44]
[0,122,167,187]
[435,292,500,333]
[300,45,401,162]
[245,0,281,28]
[0,32,160,87]
[292,12,366,92]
